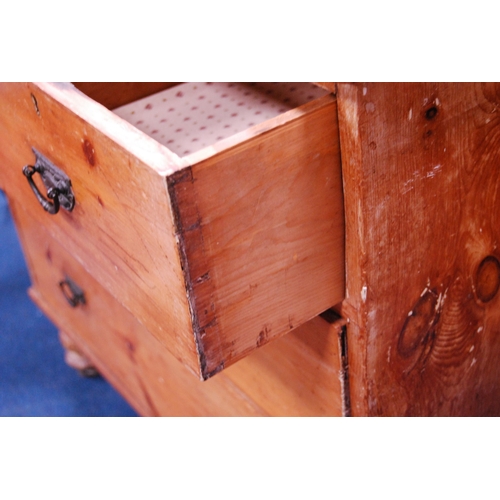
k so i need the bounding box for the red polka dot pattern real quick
[113,83,328,157]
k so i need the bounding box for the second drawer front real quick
[11,198,344,416]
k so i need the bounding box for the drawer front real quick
[0,82,345,379]
[0,83,198,372]
[11,198,344,416]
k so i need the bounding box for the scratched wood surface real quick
[337,82,500,416]
[10,197,343,416]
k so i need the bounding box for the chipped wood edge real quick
[35,82,188,177]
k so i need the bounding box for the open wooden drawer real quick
[0,82,345,379]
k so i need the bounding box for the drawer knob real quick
[22,148,75,215]
[59,277,86,308]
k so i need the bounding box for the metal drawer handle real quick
[22,148,75,215]
[59,277,86,308]
[23,165,60,214]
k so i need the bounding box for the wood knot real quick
[475,256,500,303]
[398,289,439,358]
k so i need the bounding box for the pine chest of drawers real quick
[3,82,500,416]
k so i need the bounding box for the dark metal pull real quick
[59,277,86,308]
[22,148,75,214]
[23,165,60,214]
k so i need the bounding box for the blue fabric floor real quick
[0,191,137,416]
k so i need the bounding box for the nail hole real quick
[425,106,438,120]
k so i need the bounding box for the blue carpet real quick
[0,190,137,416]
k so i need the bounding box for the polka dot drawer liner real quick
[113,83,328,157]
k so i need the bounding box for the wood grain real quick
[0,82,345,380]
[223,313,344,416]
[337,82,500,416]
[11,197,343,416]
[0,82,199,375]
[38,83,186,175]
[73,82,181,110]
[10,199,266,416]
[169,96,345,378]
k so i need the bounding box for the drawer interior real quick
[111,83,328,156]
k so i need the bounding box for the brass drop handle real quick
[59,277,86,308]
[22,148,75,215]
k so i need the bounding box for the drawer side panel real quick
[170,97,345,378]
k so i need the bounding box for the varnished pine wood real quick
[9,82,499,415]
[0,82,345,379]
[37,83,186,175]
[224,314,344,416]
[337,82,500,416]
[0,82,199,375]
[11,197,343,416]
[169,96,345,377]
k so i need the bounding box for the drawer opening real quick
[110,82,329,158]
